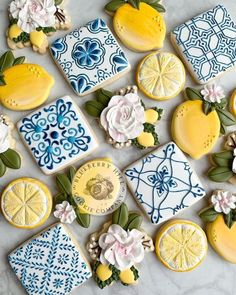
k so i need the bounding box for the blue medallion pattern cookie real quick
[17,96,98,175]
[124,142,206,224]
[50,18,131,96]
[171,5,236,84]
[8,223,92,295]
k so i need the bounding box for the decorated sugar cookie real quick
[199,190,236,263]
[0,51,54,111]
[1,178,52,229]
[86,203,154,288]
[17,96,98,175]
[8,223,92,294]
[85,86,163,149]
[155,220,208,272]
[172,84,235,159]
[171,5,236,84]
[230,89,236,117]
[105,0,166,52]
[0,114,21,177]
[137,52,186,100]
[50,18,130,96]
[7,0,71,54]
[124,142,205,224]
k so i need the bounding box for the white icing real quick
[201,83,225,104]
[0,121,10,153]
[54,201,76,224]
[211,190,236,214]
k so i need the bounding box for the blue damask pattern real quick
[8,223,92,295]
[50,18,130,96]
[172,5,236,83]
[17,96,97,175]
[125,142,206,224]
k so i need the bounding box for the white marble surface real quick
[0,0,236,294]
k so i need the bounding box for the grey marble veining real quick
[0,0,236,294]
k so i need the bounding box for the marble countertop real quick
[0,0,236,294]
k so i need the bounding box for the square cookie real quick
[17,96,98,175]
[8,223,92,295]
[124,142,206,224]
[50,18,131,96]
[171,5,236,84]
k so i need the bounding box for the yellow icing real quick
[0,64,54,111]
[145,109,159,124]
[171,100,220,159]
[119,268,135,284]
[30,30,46,48]
[8,24,22,39]
[230,89,236,117]
[113,3,166,52]
[137,132,155,147]
[96,264,112,281]
[155,219,208,272]
[207,215,236,263]
[1,178,52,229]
[137,51,185,100]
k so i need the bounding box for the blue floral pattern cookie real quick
[17,96,98,175]
[8,223,92,295]
[171,5,236,84]
[124,142,206,224]
[50,18,130,96]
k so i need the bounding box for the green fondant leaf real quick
[125,212,143,230]
[128,0,140,9]
[112,203,129,228]
[0,149,21,169]
[0,51,15,73]
[220,123,226,135]
[224,211,234,229]
[13,56,25,65]
[68,193,78,207]
[0,75,6,86]
[75,208,91,228]
[55,192,68,204]
[216,109,236,126]
[96,88,113,106]
[56,173,72,195]
[85,100,105,117]
[0,158,6,177]
[208,166,234,182]
[54,0,63,5]
[211,151,234,167]
[199,207,220,222]
[185,87,203,100]
[203,101,212,115]
[105,0,125,13]
[217,98,227,110]
[68,166,76,183]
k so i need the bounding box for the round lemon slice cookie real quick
[1,178,52,229]
[137,51,185,100]
[155,220,208,272]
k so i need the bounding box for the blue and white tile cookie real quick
[124,142,206,225]
[171,5,236,84]
[17,96,98,175]
[50,18,131,96]
[8,223,92,295]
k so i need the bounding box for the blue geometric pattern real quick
[8,223,92,295]
[17,96,98,175]
[50,18,130,96]
[172,5,236,83]
[124,142,206,224]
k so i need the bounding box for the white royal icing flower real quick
[0,120,10,154]
[100,93,145,143]
[54,201,76,224]
[211,190,236,215]
[98,224,145,271]
[201,83,225,104]
[10,0,56,33]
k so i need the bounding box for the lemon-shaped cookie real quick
[113,3,166,52]
[1,178,52,229]
[207,215,236,263]
[137,52,185,100]
[171,100,220,159]
[230,90,236,117]
[0,64,54,111]
[155,219,208,272]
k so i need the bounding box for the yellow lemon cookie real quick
[96,264,113,281]
[113,3,166,52]
[207,215,236,263]
[1,178,52,229]
[230,90,236,117]
[155,220,208,272]
[137,52,185,100]
[171,100,220,159]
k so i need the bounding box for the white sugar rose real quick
[211,190,236,215]
[54,201,76,224]
[100,93,145,143]
[99,224,145,271]
[9,0,27,19]
[0,121,10,154]
[201,83,225,104]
